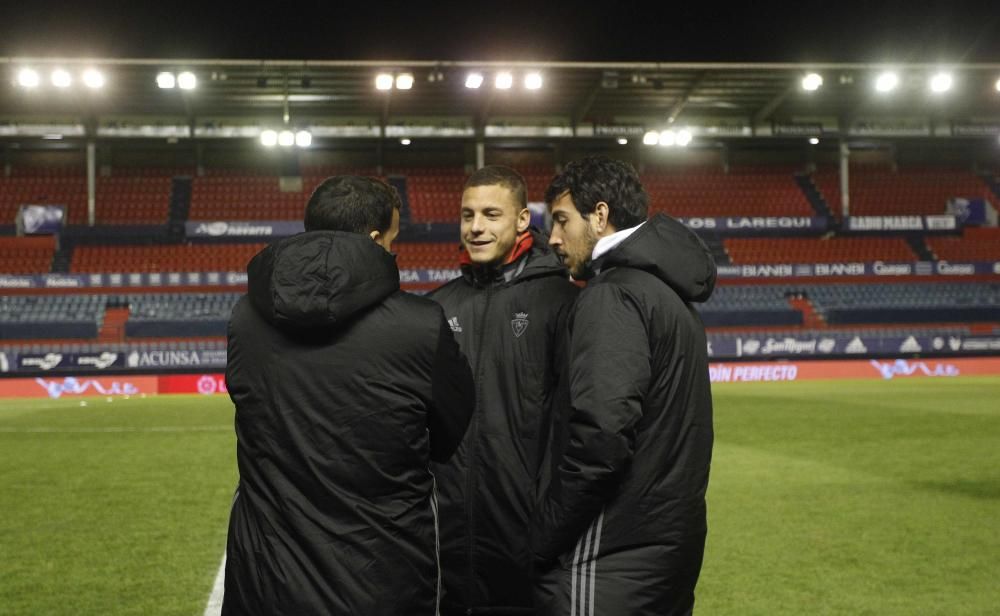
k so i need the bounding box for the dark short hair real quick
[464,165,527,210]
[304,176,401,233]
[544,156,648,230]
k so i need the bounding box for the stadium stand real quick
[188,168,386,221]
[95,168,181,224]
[813,165,993,217]
[125,292,241,337]
[926,227,1000,261]
[806,282,1000,325]
[725,236,917,264]
[642,165,815,217]
[189,175,309,221]
[697,285,803,327]
[2,159,998,364]
[0,167,86,225]
[393,241,461,270]
[391,165,555,223]
[70,243,265,272]
[0,167,183,225]
[0,235,55,273]
[398,167,467,223]
[0,294,106,340]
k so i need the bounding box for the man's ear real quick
[516,207,531,233]
[369,229,381,242]
[592,202,610,234]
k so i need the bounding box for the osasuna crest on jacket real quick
[428,229,579,614]
[533,214,717,616]
[224,231,475,616]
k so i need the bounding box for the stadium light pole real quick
[87,141,96,226]
[839,140,850,219]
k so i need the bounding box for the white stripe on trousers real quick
[569,509,606,616]
[430,476,442,616]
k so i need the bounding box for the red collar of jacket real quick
[458,231,534,267]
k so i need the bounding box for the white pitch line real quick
[203,553,226,616]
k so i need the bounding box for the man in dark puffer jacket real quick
[223,176,475,615]
[429,166,579,614]
[533,157,716,616]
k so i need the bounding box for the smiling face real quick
[460,184,531,266]
[548,190,601,278]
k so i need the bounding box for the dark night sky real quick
[1,1,999,63]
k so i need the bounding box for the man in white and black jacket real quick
[533,157,717,616]
[429,166,579,615]
[223,176,475,615]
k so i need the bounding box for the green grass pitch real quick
[1,377,998,615]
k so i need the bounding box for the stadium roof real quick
[2,59,1000,141]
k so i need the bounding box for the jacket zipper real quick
[465,281,493,613]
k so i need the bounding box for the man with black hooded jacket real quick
[428,166,579,615]
[223,176,475,615]
[532,157,716,615]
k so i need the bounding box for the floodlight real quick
[400,138,412,145]
[809,137,820,145]
[875,71,899,93]
[395,73,414,90]
[524,72,543,90]
[996,78,1000,92]
[177,71,197,90]
[659,130,676,147]
[156,72,176,89]
[643,131,659,145]
[617,138,629,145]
[17,68,40,88]
[278,130,295,146]
[465,73,484,89]
[51,69,72,88]
[375,73,394,90]
[801,73,823,91]
[295,130,312,147]
[260,130,278,147]
[495,72,513,90]
[676,129,693,147]
[82,69,105,89]
[929,72,952,93]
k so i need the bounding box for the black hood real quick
[595,213,716,303]
[247,231,400,331]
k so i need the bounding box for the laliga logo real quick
[197,375,219,395]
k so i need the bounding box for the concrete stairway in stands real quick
[787,295,826,328]
[97,307,130,342]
